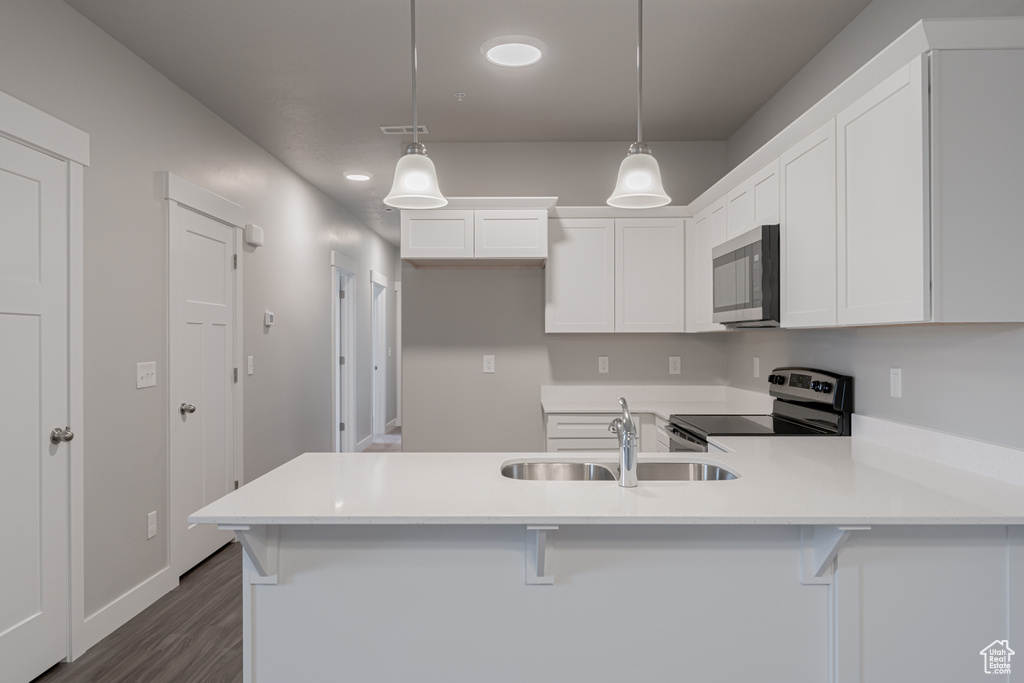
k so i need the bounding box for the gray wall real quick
[722,325,1024,450]
[0,0,397,617]
[402,268,729,452]
[726,0,1024,167]
[400,140,730,452]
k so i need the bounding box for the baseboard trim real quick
[355,434,373,452]
[75,566,178,658]
[386,418,398,433]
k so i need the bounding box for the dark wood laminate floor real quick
[33,542,242,683]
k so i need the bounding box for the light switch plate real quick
[137,362,156,389]
[753,356,760,378]
[147,511,157,540]
[247,356,254,375]
[890,368,902,398]
[669,356,681,375]
[598,356,609,374]
[483,355,495,374]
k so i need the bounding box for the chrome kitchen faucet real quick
[608,397,638,488]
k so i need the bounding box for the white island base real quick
[234,523,1022,682]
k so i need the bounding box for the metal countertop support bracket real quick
[800,525,871,585]
[220,524,280,585]
[526,525,558,585]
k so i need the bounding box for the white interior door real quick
[333,261,355,453]
[169,202,235,576]
[371,273,387,438]
[0,135,70,681]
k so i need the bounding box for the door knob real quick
[180,403,197,415]
[50,426,74,444]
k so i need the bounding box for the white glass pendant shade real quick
[607,147,671,209]
[383,145,447,209]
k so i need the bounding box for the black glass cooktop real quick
[668,414,829,439]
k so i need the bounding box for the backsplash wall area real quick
[402,267,729,452]
[723,324,1024,450]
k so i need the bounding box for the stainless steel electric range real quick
[667,367,853,452]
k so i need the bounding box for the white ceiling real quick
[62,0,872,243]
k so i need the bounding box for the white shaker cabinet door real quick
[751,158,780,227]
[545,218,615,332]
[837,56,929,326]
[615,217,685,333]
[686,199,726,332]
[474,209,547,258]
[400,210,475,259]
[780,119,837,328]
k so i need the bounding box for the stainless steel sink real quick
[500,462,617,481]
[637,462,737,481]
[500,460,738,481]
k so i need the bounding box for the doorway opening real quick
[371,271,387,440]
[331,252,356,452]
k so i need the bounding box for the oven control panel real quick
[768,367,852,410]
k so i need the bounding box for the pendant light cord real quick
[411,0,418,144]
[636,0,643,144]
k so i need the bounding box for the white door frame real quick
[331,251,356,452]
[0,91,91,661]
[370,270,388,437]
[395,280,402,428]
[163,172,244,574]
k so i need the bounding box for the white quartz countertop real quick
[190,437,1024,527]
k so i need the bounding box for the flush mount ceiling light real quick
[384,0,447,209]
[608,0,671,209]
[481,35,546,67]
[344,172,372,182]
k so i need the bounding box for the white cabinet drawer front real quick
[547,414,617,439]
[545,438,619,453]
[401,210,474,258]
[474,209,547,258]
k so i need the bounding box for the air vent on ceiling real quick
[380,125,429,135]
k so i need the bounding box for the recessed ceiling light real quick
[481,35,546,67]
[345,173,372,182]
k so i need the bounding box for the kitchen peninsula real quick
[192,429,1024,682]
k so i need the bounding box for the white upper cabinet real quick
[401,200,553,266]
[779,119,837,328]
[401,210,475,260]
[545,218,615,333]
[726,160,780,239]
[474,209,548,258]
[615,218,685,333]
[686,199,726,332]
[836,55,929,326]
[546,214,684,333]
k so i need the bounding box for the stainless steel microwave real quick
[711,224,780,328]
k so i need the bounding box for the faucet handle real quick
[608,417,623,434]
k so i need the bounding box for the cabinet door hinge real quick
[233,368,238,383]
[233,254,238,269]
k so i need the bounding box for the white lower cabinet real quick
[545,413,618,452]
[654,415,670,452]
[834,526,1020,680]
[546,215,684,333]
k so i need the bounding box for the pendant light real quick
[607,0,671,209]
[384,0,447,209]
